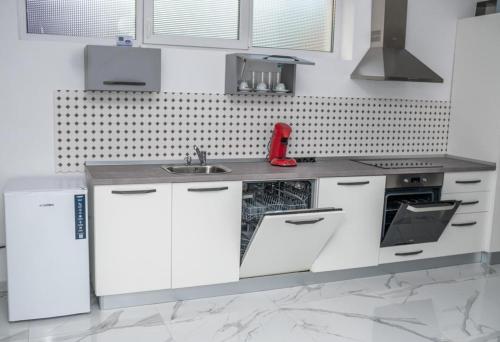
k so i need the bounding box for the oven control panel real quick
[386,173,444,189]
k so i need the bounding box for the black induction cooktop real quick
[355,159,444,169]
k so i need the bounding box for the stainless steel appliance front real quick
[381,173,460,247]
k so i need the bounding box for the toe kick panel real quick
[240,208,345,278]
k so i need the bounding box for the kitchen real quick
[1,0,500,341]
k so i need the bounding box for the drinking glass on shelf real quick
[268,72,273,91]
[256,71,268,91]
[251,71,256,90]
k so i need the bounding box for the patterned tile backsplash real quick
[54,90,450,172]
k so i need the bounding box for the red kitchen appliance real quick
[268,122,297,167]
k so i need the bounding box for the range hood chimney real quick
[351,0,443,83]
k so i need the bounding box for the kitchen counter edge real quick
[85,155,496,186]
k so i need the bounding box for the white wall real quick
[0,0,475,282]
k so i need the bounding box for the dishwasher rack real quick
[241,180,314,259]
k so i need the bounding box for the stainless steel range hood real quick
[351,0,443,83]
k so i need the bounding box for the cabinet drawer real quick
[379,243,440,264]
[438,212,487,256]
[443,172,493,193]
[441,192,491,214]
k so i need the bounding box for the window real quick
[23,0,335,52]
[25,0,136,39]
[144,0,250,49]
[252,0,335,52]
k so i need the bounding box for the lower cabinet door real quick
[240,208,345,278]
[171,181,242,288]
[93,183,172,296]
[311,176,386,272]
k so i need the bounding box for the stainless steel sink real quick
[162,165,232,174]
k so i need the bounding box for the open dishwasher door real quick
[240,208,344,278]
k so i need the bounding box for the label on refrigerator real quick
[74,194,86,240]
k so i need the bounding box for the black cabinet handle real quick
[452,221,477,227]
[188,187,229,192]
[461,201,479,206]
[285,218,325,225]
[456,180,481,184]
[111,189,156,195]
[103,81,146,86]
[337,181,370,186]
[395,250,423,257]
[263,55,300,62]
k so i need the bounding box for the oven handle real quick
[406,201,459,213]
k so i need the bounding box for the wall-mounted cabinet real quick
[85,45,161,92]
[225,53,314,96]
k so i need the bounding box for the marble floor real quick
[1,263,500,342]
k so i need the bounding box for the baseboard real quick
[99,252,481,310]
[488,251,500,265]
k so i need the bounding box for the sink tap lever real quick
[194,145,207,165]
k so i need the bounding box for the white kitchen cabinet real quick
[311,176,386,272]
[441,192,492,214]
[447,14,500,253]
[379,242,440,264]
[438,212,488,256]
[171,181,242,288]
[443,172,494,193]
[93,183,172,296]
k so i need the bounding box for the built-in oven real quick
[381,173,461,247]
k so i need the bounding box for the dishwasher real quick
[240,180,344,278]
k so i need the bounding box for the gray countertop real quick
[85,155,496,186]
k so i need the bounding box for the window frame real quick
[143,0,251,49]
[17,0,337,54]
[17,0,141,44]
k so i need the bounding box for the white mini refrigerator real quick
[4,176,90,321]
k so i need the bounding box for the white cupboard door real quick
[172,181,242,288]
[240,208,345,278]
[93,184,172,296]
[311,176,386,272]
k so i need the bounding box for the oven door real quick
[381,201,461,247]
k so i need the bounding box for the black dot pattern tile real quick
[54,90,451,172]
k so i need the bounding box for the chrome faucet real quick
[194,145,207,165]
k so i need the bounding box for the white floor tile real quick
[1,262,500,342]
